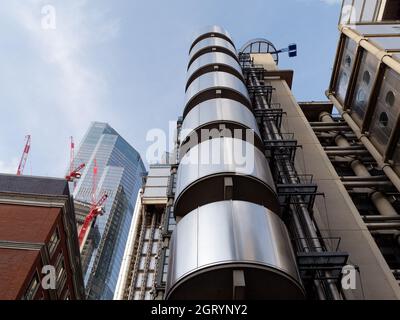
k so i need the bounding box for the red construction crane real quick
[66,136,85,182]
[16,135,31,176]
[78,159,108,250]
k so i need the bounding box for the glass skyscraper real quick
[73,122,146,300]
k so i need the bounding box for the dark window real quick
[386,91,395,107]
[379,112,389,127]
[382,0,400,21]
[56,254,67,294]
[23,271,40,300]
[47,227,60,257]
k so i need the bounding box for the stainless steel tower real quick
[165,26,304,300]
[116,2,400,300]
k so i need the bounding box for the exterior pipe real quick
[366,223,400,231]
[370,192,398,217]
[315,133,357,140]
[309,122,349,127]
[342,181,393,188]
[312,126,353,132]
[250,73,341,300]
[341,176,388,182]
[362,215,400,222]
[326,93,400,194]
[325,150,370,156]
[320,112,398,217]
[324,146,366,151]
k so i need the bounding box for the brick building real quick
[0,174,85,299]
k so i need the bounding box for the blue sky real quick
[0,0,341,176]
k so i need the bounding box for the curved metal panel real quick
[189,37,237,64]
[180,98,261,144]
[166,201,304,300]
[174,137,279,216]
[176,137,272,195]
[187,52,242,82]
[184,72,250,114]
[191,25,232,46]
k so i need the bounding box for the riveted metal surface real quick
[187,52,243,87]
[184,72,250,114]
[180,98,261,145]
[166,200,304,300]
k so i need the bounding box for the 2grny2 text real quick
[151,304,248,317]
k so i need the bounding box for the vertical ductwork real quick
[165,26,305,300]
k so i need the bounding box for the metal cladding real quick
[166,201,304,300]
[181,99,261,138]
[180,98,263,154]
[190,25,233,51]
[166,26,304,300]
[184,72,251,117]
[186,52,244,90]
[175,137,279,217]
[188,37,238,68]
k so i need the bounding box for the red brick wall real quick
[0,249,39,299]
[0,204,59,243]
[0,203,77,299]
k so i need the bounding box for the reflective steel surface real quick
[187,52,243,86]
[190,25,232,50]
[175,137,274,195]
[189,37,237,64]
[167,25,304,300]
[180,98,261,144]
[166,201,304,300]
[174,137,279,217]
[185,72,250,111]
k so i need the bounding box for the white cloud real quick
[11,0,119,130]
[1,0,120,176]
[0,158,19,175]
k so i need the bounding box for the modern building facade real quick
[0,174,85,300]
[114,164,172,300]
[115,0,400,300]
[73,122,146,299]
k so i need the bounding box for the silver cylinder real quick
[184,71,251,117]
[167,25,305,300]
[190,25,233,51]
[180,98,262,153]
[166,201,304,300]
[189,37,237,66]
[186,52,244,89]
[174,137,279,217]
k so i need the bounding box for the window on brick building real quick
[23,271,40,300]
[47,227,60,257]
